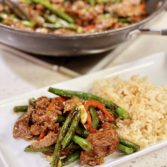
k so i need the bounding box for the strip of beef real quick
[80,123,119,166]
[13,96,62,140]
[31,108,59,129]
[95,16,117,31]
[105,0,146,18]
[35,96,50,110]
[13,105,34,140]
[30,124,47,136]
[32,97,62,131]
[65,1,104,27]
[32,131,57,149]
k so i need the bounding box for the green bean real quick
[44,14,77,30]
[76,126,89,138]
[57,115,66,123]
[48,87,112,106]
[29,0,74,23]
[20,0,32,4]
[44,14,57,23]
[21,20,35,27]
[57,160,63,167]
[116,107,129,119]
[118,144,134,154]
[118,17,130,23]
[119,139,140,152]
[62,142,80,154]
[87,0,96,6]
[29,98,36,106]
[62,151,81,165]
[96,0,109,4]
[14,98,35,113]
[111,124,118,129]
[0,13,8,20]
[90,107,99,128]
[72,135,92,152]
[24,145,54,153]
[43,23,77,30]
[51,110,76,167]
[14,105,28,112]
[97,0,122,3]
[111,0,123,3]
[81,130,89,138]
[48,87,129,119]
[62,110,80,149]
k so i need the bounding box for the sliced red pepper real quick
[47,96,66,111]
[140,2,145,10]
[84,100,114,123]
[39,131,46,140]
[85,110,97,133]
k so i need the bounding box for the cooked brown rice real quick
[91,75,167,149]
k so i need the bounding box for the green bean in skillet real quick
[28,0,74,23]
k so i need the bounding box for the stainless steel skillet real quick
[0,0,166,56]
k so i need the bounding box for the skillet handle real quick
[139,28,167,36]
[127,28,167,41]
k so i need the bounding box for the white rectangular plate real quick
[1,52,167,167]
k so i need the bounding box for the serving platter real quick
[1,52,167,167]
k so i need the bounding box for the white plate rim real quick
[1,51,167,167]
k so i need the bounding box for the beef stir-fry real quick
[13,88,140,167]
[0,0,147,34]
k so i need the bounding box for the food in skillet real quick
[13,87,139,167]
[0,0,147,34]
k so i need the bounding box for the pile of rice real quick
[91,75,167,149]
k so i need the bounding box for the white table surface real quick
[1,11,167,167]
